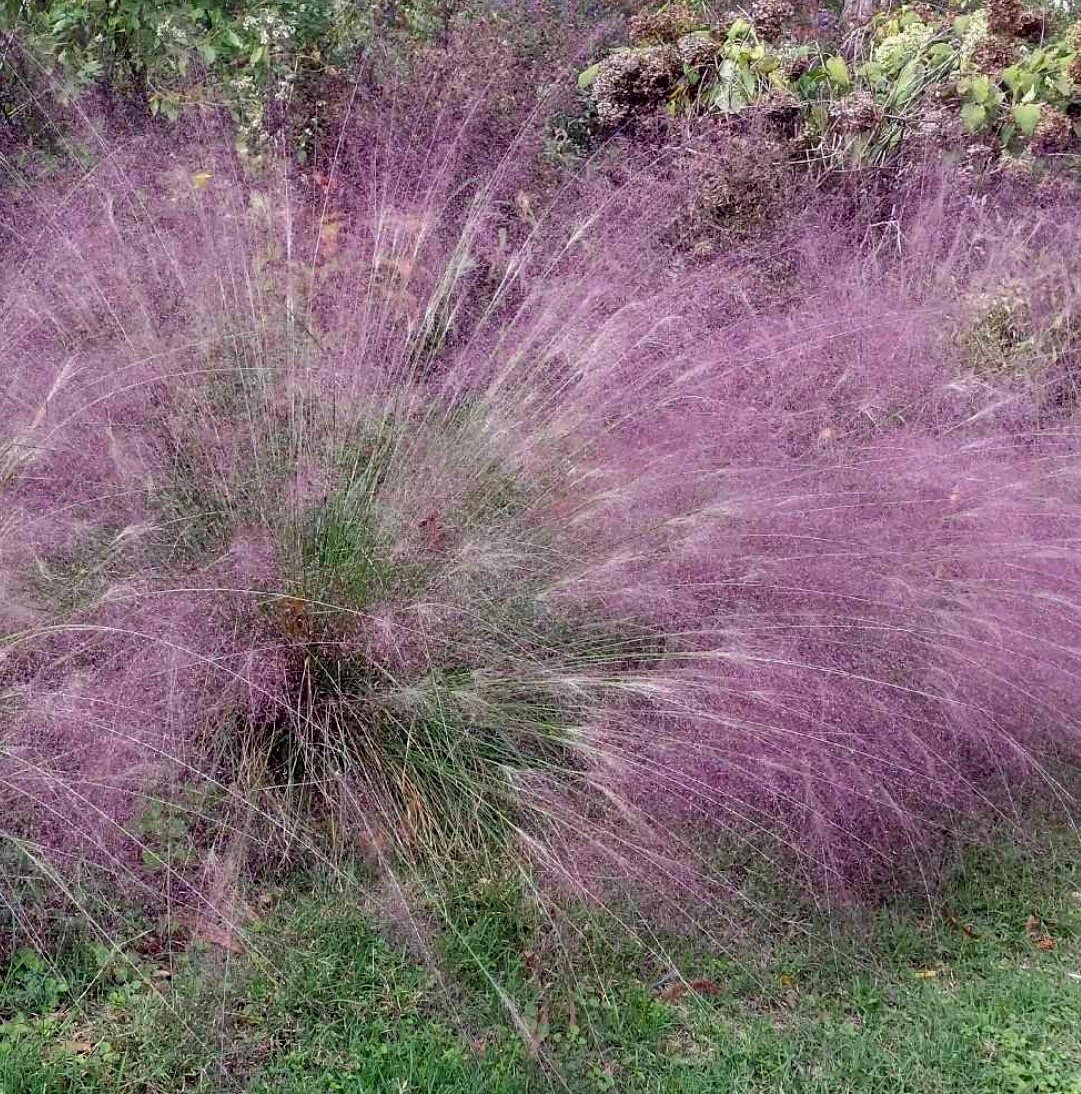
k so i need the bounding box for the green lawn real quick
[2,835,1080,1092]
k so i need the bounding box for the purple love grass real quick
[2,80,1079,924]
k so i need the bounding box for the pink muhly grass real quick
[0,79,1079,941]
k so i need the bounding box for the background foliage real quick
[1,0,452,153]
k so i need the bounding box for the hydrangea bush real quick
[581,0,1081,168]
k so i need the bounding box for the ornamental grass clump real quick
[1,65,1080,944]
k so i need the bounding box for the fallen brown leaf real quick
[522,949,540,979]
[195,921,244,954]
[514,190,536,225]
[659,977,721,1002]
[318,215,345,258]
[1024,914,1055,950]
[945,911,978,939]
[689,978,722,997]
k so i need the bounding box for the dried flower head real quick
[591,45,682,126]
[629,3,701,45]
[1031,107,1076,156]
[676,30,718,68]
[752,0,797,40]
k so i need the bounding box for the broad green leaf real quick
[969,74,991,104]
[891,59,922,104]
[825,55,850,88]
[1012,101,1041,136]
[960,101,987,132]
[860,60,885,87]
[577,63,601,90]
[929,42,954,66]
[1002,66,1033,96]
